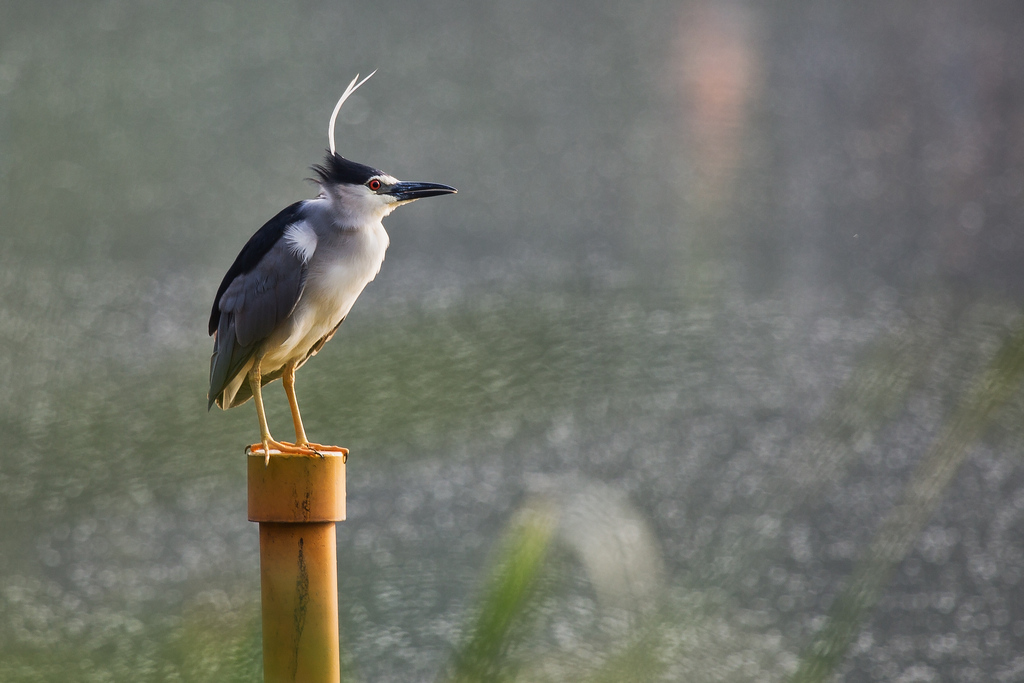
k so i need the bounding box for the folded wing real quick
[208,202,312,409]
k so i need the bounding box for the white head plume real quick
[328,71,377,155]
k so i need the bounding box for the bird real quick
[208,73,456,461]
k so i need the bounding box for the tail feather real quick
[208,314,259,410]
[217,364,285,409]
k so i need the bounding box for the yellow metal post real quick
[248,451,347,683]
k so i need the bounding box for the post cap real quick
[248,452,347,523]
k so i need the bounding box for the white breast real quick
[260,220,390,371]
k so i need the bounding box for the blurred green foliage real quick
[443,505,557,682]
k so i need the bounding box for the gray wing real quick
[208,238,308,409]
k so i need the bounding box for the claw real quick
[245,437,343,462]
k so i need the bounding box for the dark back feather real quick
[208,201,312,409]
[209,201,306,335]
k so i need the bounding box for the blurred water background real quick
[3,1,1024,681]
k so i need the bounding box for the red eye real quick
[368,179,382,191]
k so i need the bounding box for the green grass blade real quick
[444,506,557,683]
[789,320,1024,683]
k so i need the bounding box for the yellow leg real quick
[280,361,348,458]
[282,361,309,446]
[249,360,275,465]
[247,359,323,464]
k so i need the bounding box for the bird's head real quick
[312,152,456,225]
[314,72,455,225]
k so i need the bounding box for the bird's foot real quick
[244,440,348,465]
[301,441,348,454]
[296,441,349,462]
[246,438,317,456]
[246,438,326,465]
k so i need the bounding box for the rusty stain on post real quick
[249,451,347,683]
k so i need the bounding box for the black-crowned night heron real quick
[208,73,456,459]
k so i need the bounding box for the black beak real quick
[386,181,457,201]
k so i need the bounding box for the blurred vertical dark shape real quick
[765,0,1024,300]
[925,4,1024,297]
